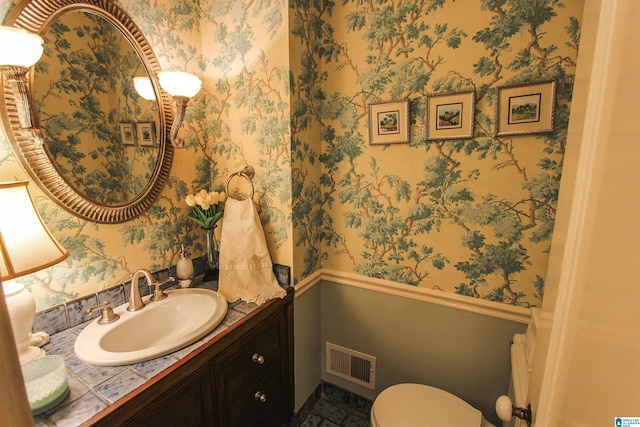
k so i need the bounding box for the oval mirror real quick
[1,0,173,223]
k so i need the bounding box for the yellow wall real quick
[1,0,583,314]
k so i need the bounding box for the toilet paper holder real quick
[496,395,532,426]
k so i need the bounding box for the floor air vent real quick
[326,342,376,389]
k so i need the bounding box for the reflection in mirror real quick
[34,11,158,206]
[1,0,173,223]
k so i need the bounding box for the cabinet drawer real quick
[221,370,284,426]
[220,314,281,380]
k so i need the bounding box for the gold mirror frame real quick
[1,0,173,224]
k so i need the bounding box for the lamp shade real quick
[0,26,44,67]
[133,76,156,101]
[158,71,202,98]
[0,182,68,281]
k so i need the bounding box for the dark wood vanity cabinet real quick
[120,365,215,427]
[88,289,293,427]
[214,302,291,426]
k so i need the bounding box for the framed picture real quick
[136,122,156,147]
[119,122,136,146]
[495,80,556,136]
[368,100,410,145]
[426,91,475,140]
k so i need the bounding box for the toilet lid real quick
[371,383,483,427]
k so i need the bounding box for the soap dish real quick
[22,355,69,415]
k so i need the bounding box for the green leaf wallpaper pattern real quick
[34,11,155,206]
[290,0,583,307]
[0,0,293,311]
[0,0,582,311]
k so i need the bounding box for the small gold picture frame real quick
[136,122,156,147]
[426,91,475,140]
[119,122,136,146]
[495,80,556,136]
[368,100,410,145]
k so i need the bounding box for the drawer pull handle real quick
[252,353,265,364]
[254,391,267,403]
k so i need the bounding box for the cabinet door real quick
[214,310,289,427]
[121,365,215,427]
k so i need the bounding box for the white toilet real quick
[370,382,496,426]
[370,309,539,427]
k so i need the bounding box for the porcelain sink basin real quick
[74,288,228,366]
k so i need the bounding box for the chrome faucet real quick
[128,269,174,312]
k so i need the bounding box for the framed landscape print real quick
[495,80,556,136]
[368,100,410,145]
[136,122,156,147]
[119,122,136,146]
[426,91,475,140]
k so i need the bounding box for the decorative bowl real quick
[22,355,69,415]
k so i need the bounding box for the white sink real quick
[74,288,228,366]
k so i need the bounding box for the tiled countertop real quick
[32,282,260,427]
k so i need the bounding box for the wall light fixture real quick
[133,76,156,101]
[0,26,44,145]
[133,76,160,134]
[157,71,202,148]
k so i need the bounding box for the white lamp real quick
[0,26,44,144]
[0,181,69,363]
[157,71,202,147]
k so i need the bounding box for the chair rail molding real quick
[294,269,530,324]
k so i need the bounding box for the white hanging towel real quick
[218,197,286,304]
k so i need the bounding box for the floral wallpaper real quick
[0,0,583,311]
[0,0,293,310]
[34,10,156,205]
[290,0,583,307]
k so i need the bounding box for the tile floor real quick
[301,396,371,427]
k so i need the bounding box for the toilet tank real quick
[503,308,539,427]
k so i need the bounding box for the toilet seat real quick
[371,383,484,427]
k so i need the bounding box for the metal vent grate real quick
[326,342,376,389]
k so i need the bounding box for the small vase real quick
[202,226,219,282]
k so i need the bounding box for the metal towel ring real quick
[225,165,255,200]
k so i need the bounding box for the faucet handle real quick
[149,276,174,302]
[86,301,120,325]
